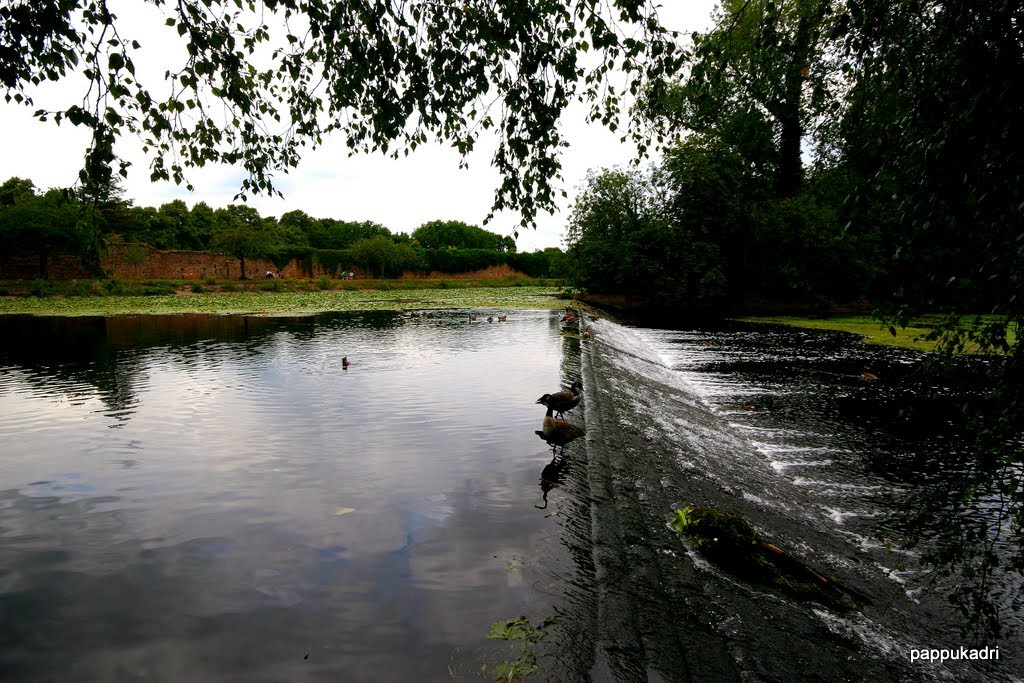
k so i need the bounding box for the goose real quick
[497,314,507,322]
[537,406,585,455]
[487,316,494,323]
[536,380,583,418]
[342,356,351,368]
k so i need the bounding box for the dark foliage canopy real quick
[0,0,682,225]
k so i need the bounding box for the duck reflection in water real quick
[535,451,571,510]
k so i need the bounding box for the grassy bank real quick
[0,282,566,316]
[735,315,938,352]
[735,315,1018,354]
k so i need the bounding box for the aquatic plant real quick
[0,287,564,316]
[483,615,558,682]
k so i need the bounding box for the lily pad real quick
[0,287,566,316]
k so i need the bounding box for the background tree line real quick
[565,0,1023,639]
[0,178,567,279]
[567,0,1021,325]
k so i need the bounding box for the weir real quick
[543,317,1017,682]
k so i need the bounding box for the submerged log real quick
[670,506,870,607]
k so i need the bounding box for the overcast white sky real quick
[0,2,717,252]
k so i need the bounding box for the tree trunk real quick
[774,0,828,198]
[239,254,246,280]
[777,111,802,197]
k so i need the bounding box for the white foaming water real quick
[588,317,1024,676]
[770,459,835,472]
[590,318,909,589]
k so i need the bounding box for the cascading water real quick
[547,316,1020,682]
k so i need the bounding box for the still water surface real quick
[0,311,580,681]
[0,311,1019,681]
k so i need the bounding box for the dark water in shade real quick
[0,312,1020,682]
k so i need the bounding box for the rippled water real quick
[1,311,1019,682]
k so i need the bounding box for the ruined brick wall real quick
[1,244,367,280]
[102,243,309,280]
[0,254,93,280]
[400,263,525,279]
[1,244,525,281]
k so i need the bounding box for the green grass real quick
[734,315,939,352]
[0,286,566,316]
[734,314,1017,354]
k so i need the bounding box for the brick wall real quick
[0,245,526,281]
[1,244,367,281]
[0,253,93,280]
[400,263,523,279]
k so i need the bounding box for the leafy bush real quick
[29,279,54,297]
[422,247,505,274]
[123,244,148,265]
[65,280,93,296]
[311,249,352,277]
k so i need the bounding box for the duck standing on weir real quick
[536,380,583,418]
[536,406,586,456]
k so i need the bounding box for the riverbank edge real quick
[732,315,938,352]
[574,294,939,353]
